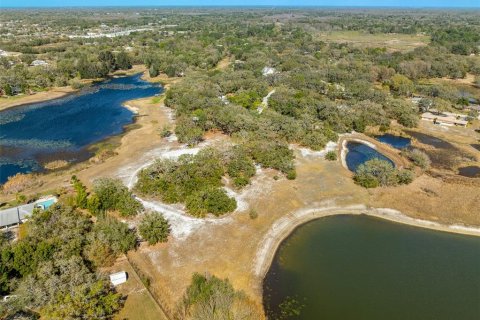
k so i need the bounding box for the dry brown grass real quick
[1,173,42,194]
[104,257,168,320]
[317,30,429,52]
[43,160,69,170]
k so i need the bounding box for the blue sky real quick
[1,0,479,7]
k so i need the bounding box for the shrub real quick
[354,159,416,188]
[138,212,171,245]
[300,131,328,151]
[159,125,172,138]
[325,151,337,161]
[246,139,295,175]
[402,148,431,169]
[354,159,398,188]
[179,273,262,320]
[93,217,137,254]
[71,175,88,209]
[84,238,117,268]
[175,116,204,146]
[93,178,143,216]
[354,173,380,188]
[186,187,237,217]
[249,209,258,219]
[286,169,297,180]
[86,194,101,216]
[226,147,256,188]
[397,169,415,185]
[69,79,85,90]
[136,148,237,217]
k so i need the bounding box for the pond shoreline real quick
[0,86,80,112]
[254,205,480,284]
[339,134,408,172]
[0,65,150,113]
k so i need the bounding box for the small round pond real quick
[403,130,454,150]
[375,134,411,149]
[345,141,394,172]
[458,166,480,178]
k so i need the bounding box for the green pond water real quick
[263,215,480,320]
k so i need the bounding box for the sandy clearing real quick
[138,198,233,241]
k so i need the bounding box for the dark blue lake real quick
[0,74,161,184]
[375,134,411,149]
[345,141,394,172]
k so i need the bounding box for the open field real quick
[317,30,430,52]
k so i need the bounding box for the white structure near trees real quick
[30,59,48,67]
[262,67,277,76]
[109,271,128,286]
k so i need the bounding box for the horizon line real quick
[1,5,480,9]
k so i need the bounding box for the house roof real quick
[0,203,34,228]
[421,112,468,125]
[0,196,57,228]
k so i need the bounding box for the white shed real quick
[109,271,127,286]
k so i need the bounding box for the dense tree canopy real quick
[0,205,125,319]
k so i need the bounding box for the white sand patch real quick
[257,89,276,114]
[372,208,480,234]
[350,138,376,149]
[161,106,176,121]
[449,224,480,233]
[123,146,200,189]
[223,187,249,212]
[165,133,178,142]
[118,137,216,189]
[224,166,275,213]
[138,198,232,241]
[298,141,338,158]
[340,139,349,169]
[123,104,139,114]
